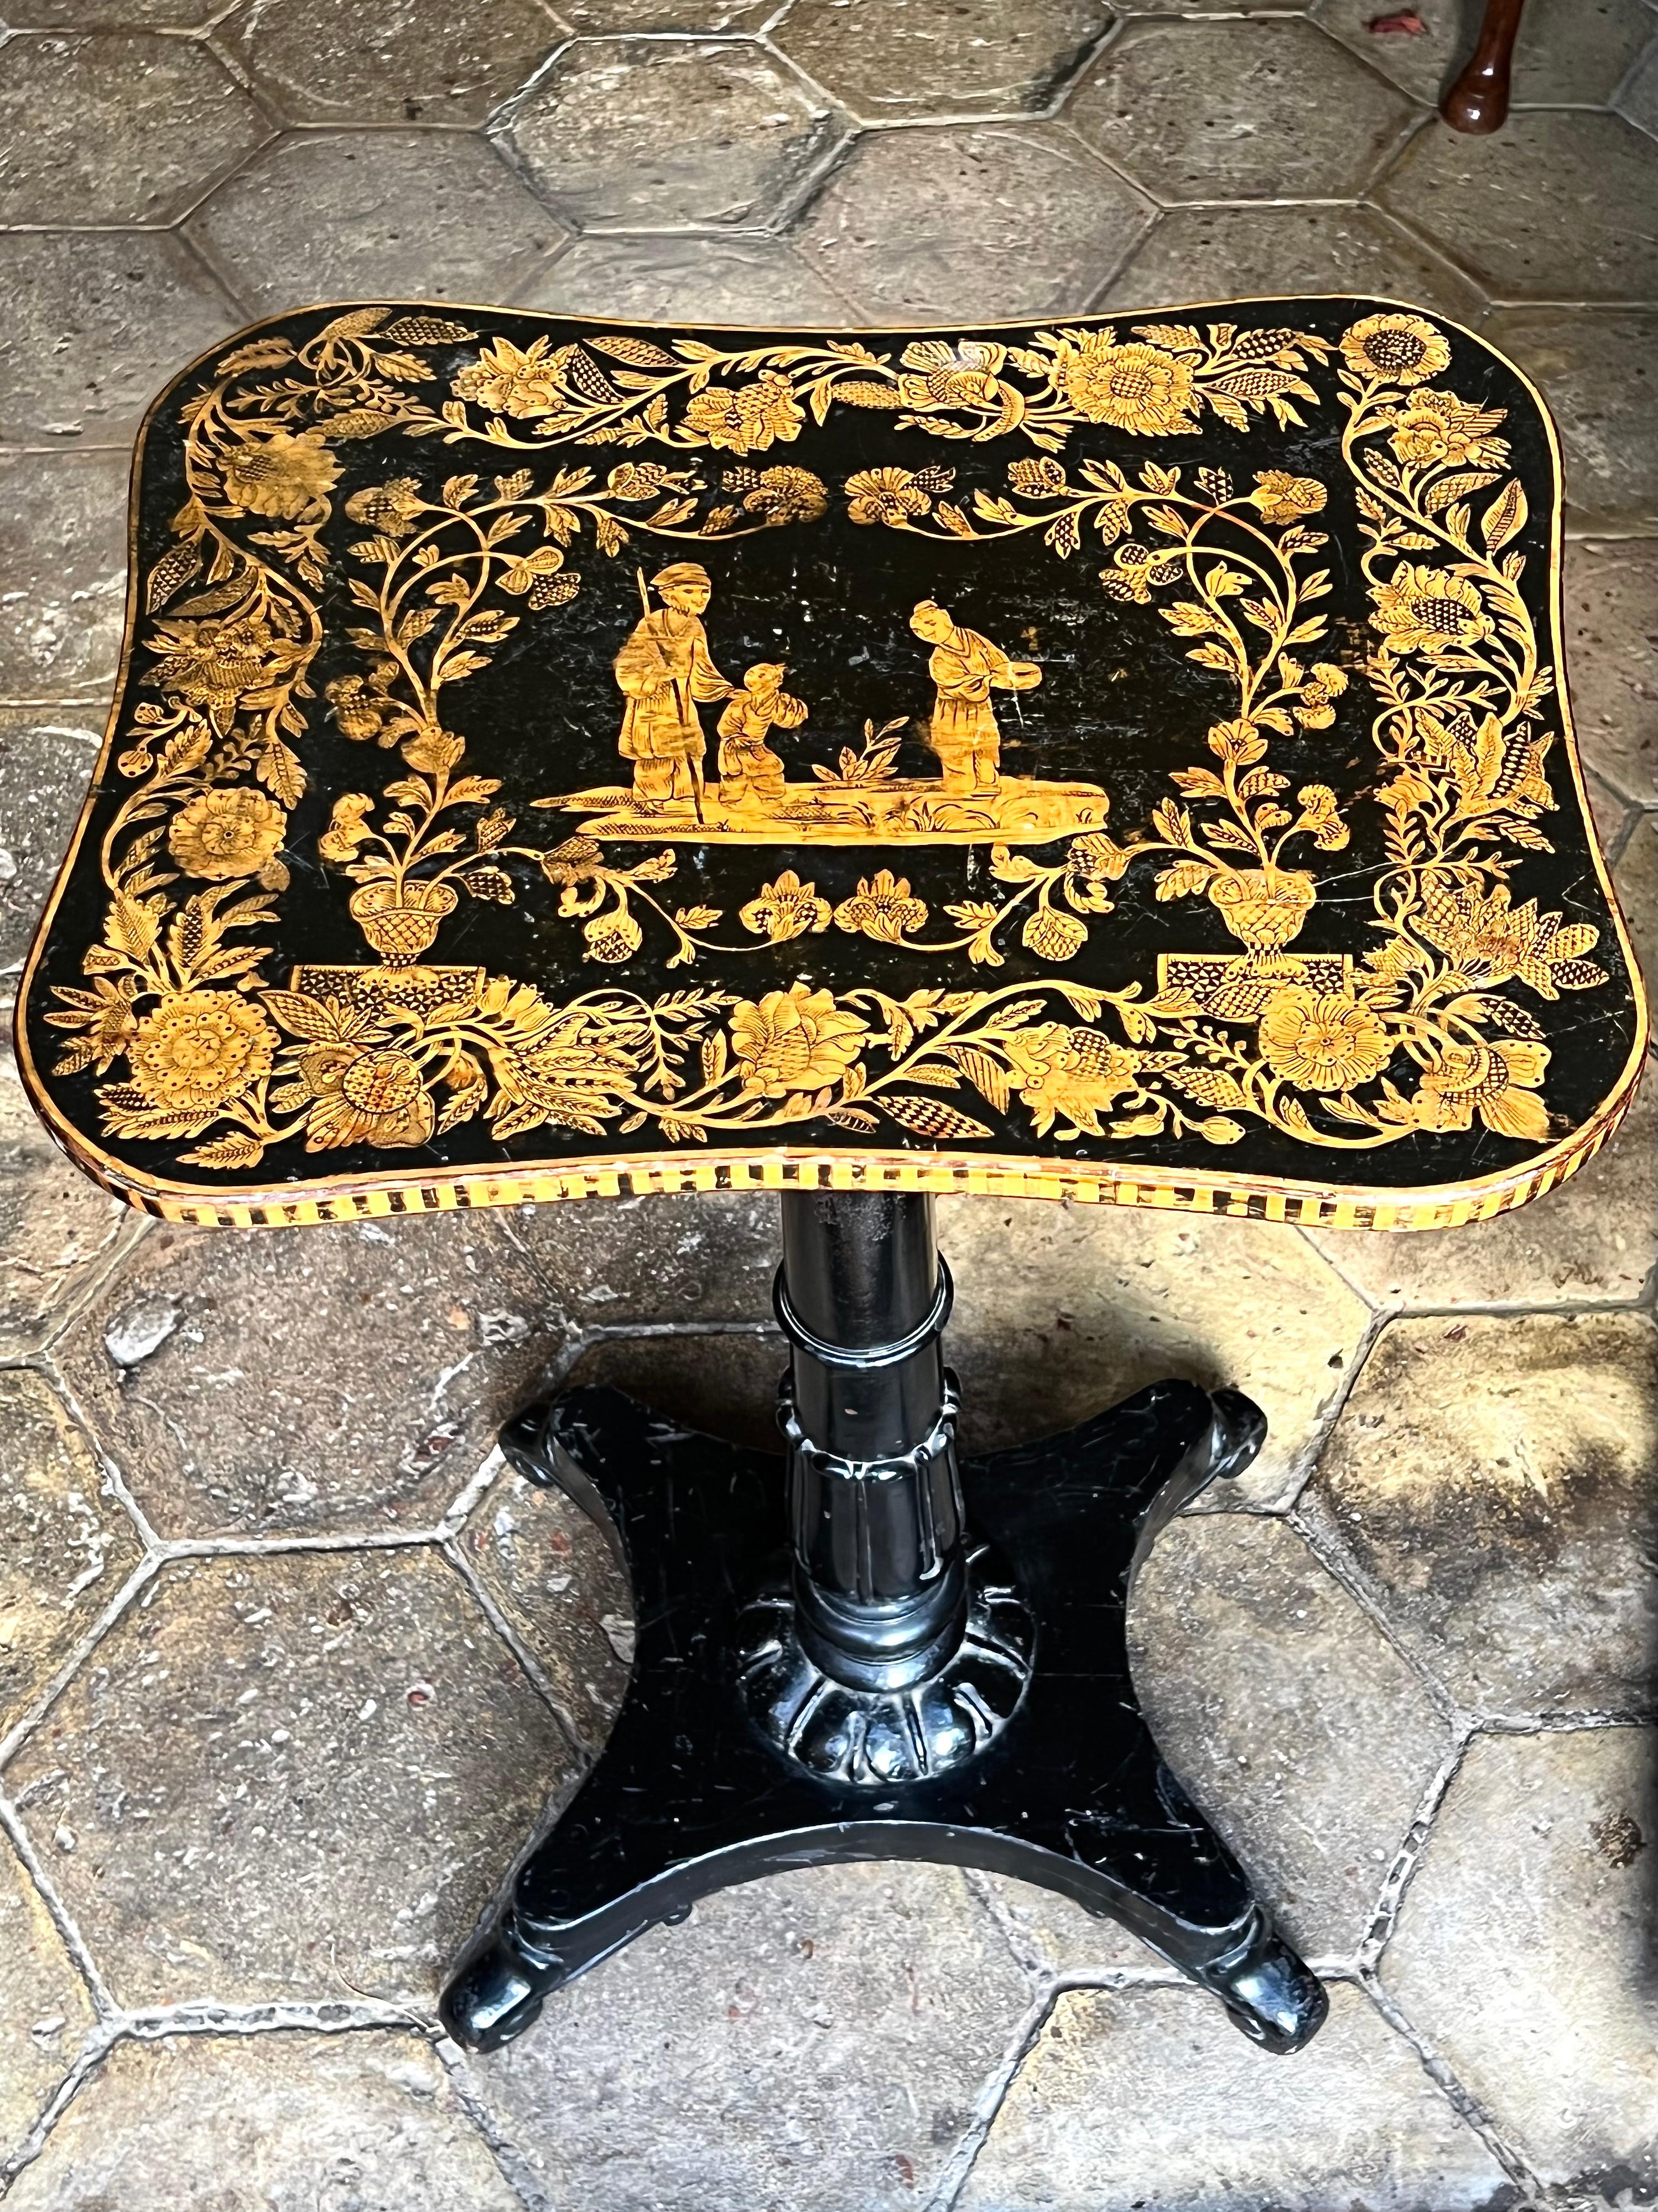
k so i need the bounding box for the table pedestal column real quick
[440,1190,1327,2059]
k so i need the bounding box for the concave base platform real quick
[441,1379,1328,2058]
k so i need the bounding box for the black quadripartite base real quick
[441,1379,1328,2058]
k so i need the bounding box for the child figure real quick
[717,663,807,812]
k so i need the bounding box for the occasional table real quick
[18,295,1645,2062]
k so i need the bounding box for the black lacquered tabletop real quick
[16,297,1646,1229]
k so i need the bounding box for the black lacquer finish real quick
[441,1374,1327,2059]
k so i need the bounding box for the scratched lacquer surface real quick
[16,299,1646,1227]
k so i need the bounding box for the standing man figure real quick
[614,563,732,805]
[909,599,1041,796]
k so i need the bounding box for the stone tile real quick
[6,1549,572,2008]
[22,0,226,22]
[1563,538,1658,809]
[1304,1071,1657,1313]
[514,231,853,321]
[0,450,132,708]
[1380,112,1658,305]
[1382,1726,1658,2193]
[1485,308,1656,538]
[0,1832,95,2167]
[187,131,567,320]
[1615,804,1655,998]
[505,38,850,232]
[1303,1312,1657,1718]
[2,2030,523,2210]
[0,711,97,977]
[1316,0,1655,109]
[557,0,772,24]
[0,234,235,450]
[936,1197,1372,1505]
[1130,1515,1451,1959]
[1066,18,1416,206]
[0,1368,144,1741]
[0,33,269,227]
[51,1213,564,1542]
[1588,769,1635,854]
[959,1982,1510,2211]
[1618,31,1658,139]
[0,1034,137,1366]
[1100,202,1485,325]
[562,1327,786,1453]
[499,1185,776,1323]
[224,0,560,127]
[460,1460,632,1749]
[978,1515,1454,1977]
[775,0,1112,121]
[795,123,1154,321]
[464,1860,1031,2212]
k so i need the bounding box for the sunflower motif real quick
[299,1041,436,1150]
[1257,987,1392,1093]
[1248,472,1327,527]
[344,477,425,536]
[219,432,340,520]
[1049,333,1199,436]
[1370,563,1493,660]
[1389,389,1510,471]
[168,786,287,881]
[1002,1024,1139,1138]
[845,467,933,527]
[833,870,928,943]
[128,991,277,1114]
[451,335,573,418]
[682,373,803,455]
[730,984,868,1098]
[739,870,831,942]
[1339,313,1452,388]
[1413,1039,1551,1142]
[727,465,828,526]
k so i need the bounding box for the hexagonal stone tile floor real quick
[0,7,1653,2201]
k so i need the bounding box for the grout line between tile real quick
[923,1986,1058,2212]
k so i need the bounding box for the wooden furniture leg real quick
[1442,0,1526,134]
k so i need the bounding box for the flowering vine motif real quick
[39,303,1623,1182]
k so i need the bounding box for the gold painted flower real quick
[1100,541,1183,604]
[730,984,868,1098]
[344,477,425,536]
[683,373,803,455]
[1249,472,1327,527]
[325,674,392,744]
[539,835,605,888]
[1021,906,1088,962]
[1413,1039,1550,1141]
[1339,313,1452,388]
[1050,333,1198,436]
[300,1042,436,1150]
[1389,388,1510,470]
[833,870,928,944]
[129,990,277,1114]
[1258,987,1392,1093]
[219,431,340,519]
[1416,883,1602,998]
[1293,661,1349,730]
[500,544,567,595]
[451,335,573,417]
[845,466,933,527]
[606,463,671,501]
[1369,563,1493,660]
[319,792,377,863]
[729,465,828,526]
[168,786,287,881]
[740,870,831,942]
[583,910,644,964]
[1002,1023,1139,1138]
[148,615,285,713]
[1293,783,1350,852]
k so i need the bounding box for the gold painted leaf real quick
[1481,478,1528,552]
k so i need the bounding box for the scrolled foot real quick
[1207,1387,1267,1483]
[1188,1910,1328,2054]
[440,1935,547,2053]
